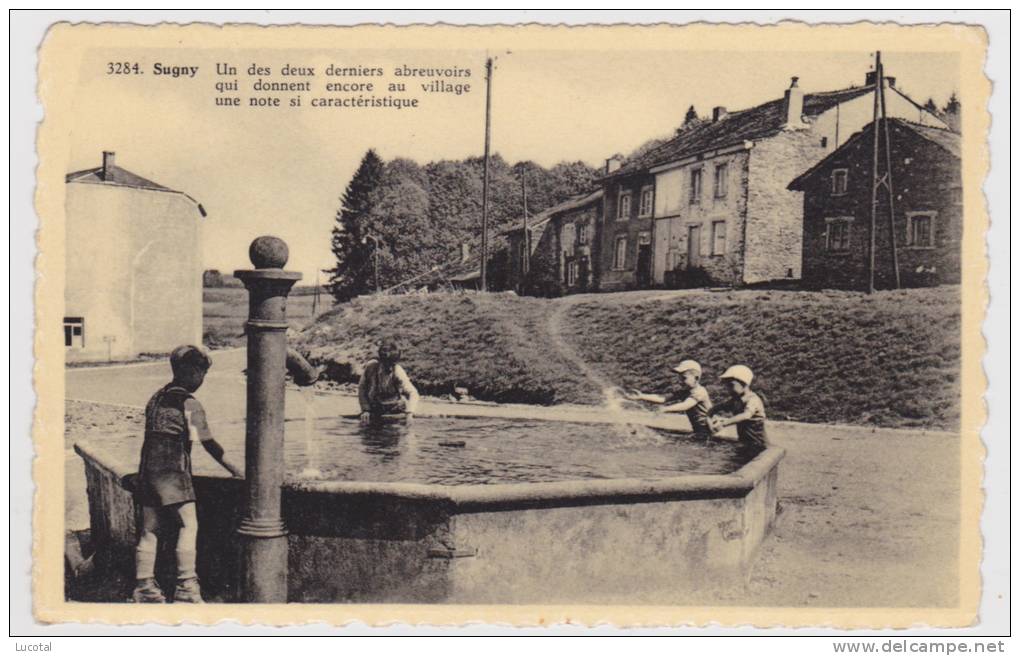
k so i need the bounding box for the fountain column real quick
[234,236,301,603]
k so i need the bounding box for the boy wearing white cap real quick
[624,360,714,439]
[709,364,768,449]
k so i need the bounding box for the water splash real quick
[593,384,664,445]
[297,386,324,479]
[546,301,665,445]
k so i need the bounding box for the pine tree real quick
[326,149,384,302]
[683,105,699,127]
[924,97,938,114]
[942,93,961,133]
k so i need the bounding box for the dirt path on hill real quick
[545,297,622,408]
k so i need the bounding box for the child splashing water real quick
[624,360,715,440]
[132,346,243,604]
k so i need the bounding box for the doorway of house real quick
[686,225,702,269]
[636,243,652,288]
[579,256,590,291]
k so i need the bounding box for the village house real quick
[598,72,948,290]
[788,118,961,291]
[65,152,207,362]
[504,189,603,297]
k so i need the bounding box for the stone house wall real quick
[798,122,962,290]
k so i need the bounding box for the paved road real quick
[65,348,361,422]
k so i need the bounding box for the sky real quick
[66,47,960,282]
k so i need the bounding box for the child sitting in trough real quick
[358,339,420,424]
[709,364,769,451]
[624,359,715,439]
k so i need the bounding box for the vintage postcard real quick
[34,21,990,628]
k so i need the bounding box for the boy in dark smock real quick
[132,345,242,603]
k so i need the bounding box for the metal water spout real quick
[234,236,301,602]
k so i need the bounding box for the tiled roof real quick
[502,188,603,235]
[608,86,875,179]
[66,165,175,192]
[787,118,960,191]
[903,120,961,158]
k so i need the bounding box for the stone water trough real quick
[74,422,783,603]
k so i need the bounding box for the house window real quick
[689,168,702,205]
[578,223,589,245]
[831,168,849,196]
[638,186,654,217]
[825,217,852,252]
[906,212,936,248]
[64,316,84,348]
[617,191,631,221]
[614,235,628,269]
[561,222,576,255]
[713,163,728,199]
[567,261,578,286]
[711,221,727,255]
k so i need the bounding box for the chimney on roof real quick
[604,154,623,175]
[460,242,471,264]
[712,106,728,123]
[782,77,805,129]
[865,71,896,88]
[101,151,116,180]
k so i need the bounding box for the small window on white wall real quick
[64,317,84,348]
[689,168,703,205]
[713,163,728,199]
[711,221,726,255]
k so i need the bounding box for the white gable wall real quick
[811,83,949,153]
[65,182,203,362]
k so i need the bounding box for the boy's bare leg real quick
[135,506,159,578]
[132,506,165,602]
[173,502,204,603]
[175,502,198,580]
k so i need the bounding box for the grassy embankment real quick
[291,287,960,431]
[202,286,331,349]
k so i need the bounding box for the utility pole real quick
[480,57,493,292]
[311,270,320,316]
[521,170,530,285]
[879,58,901,290]
[868,51,900,294]
[364,233,381,293]
[868,54,880,294]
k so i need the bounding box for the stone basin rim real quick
[73,438,783,512]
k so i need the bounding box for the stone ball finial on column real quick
[249,235,289,269]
